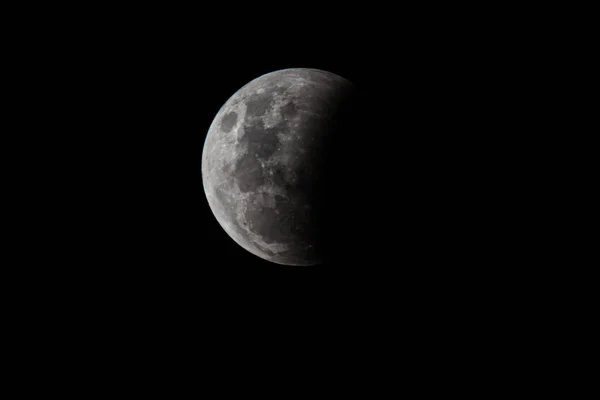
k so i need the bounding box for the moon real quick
[202,68,355,266]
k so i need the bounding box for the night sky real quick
[58,6,531,328]
[16,6,553,386]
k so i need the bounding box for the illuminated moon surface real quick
[202,68,355,266]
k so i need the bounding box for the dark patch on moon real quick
[233,153,264,192]
[280,101,298,119]
[221,112,237,132]
[214,186,230,210]
[246,94,272,117]
[245,86,286,117]
[274,194,287,205]
[244,204,283,244]
[235,188,316,258]
[244,199,299,244]
[270,167,287,188]
[243,120,281,159]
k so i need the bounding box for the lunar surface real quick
[202,68,355,266]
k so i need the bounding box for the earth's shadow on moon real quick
[310,83,365,271]
[242,82,365,273]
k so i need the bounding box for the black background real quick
[8,4,578,390]
[102,19,520,287]
[59,10,531,305]
[31,5,548,371]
